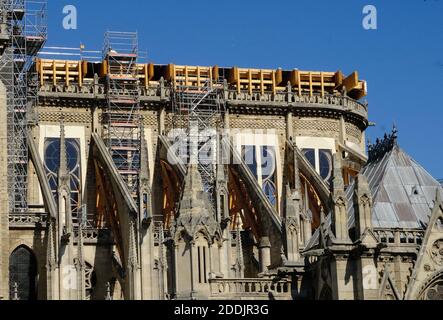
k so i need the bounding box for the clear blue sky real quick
[46,0,443,178]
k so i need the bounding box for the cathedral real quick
[0,1,442,301]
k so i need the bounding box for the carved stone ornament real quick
[430,239,443,266]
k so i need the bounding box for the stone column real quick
[219,228,232,277]
[353,174,372,238]
[258,236,271,273]
[286,111,293,140]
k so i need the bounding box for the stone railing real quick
[373,228,424,246]
[9,212,48,228]
[226,89,367,117]
[38,82,367,119]
[73,227,113,244]
[209,278,292,300]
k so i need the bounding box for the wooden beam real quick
[309,72,313,97]
[320,72,324,97]
[343,71,359,91]
[144,64,148,89]
[52,60,56,86]
[272,71,276,95]
[260,69,264,95]
[78,61,82,87]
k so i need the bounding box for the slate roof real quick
[304,143,443,251]
[347,144,443,229]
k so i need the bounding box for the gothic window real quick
[261,146,277,206]
[302,148,316,168]
[44,138,82,217]
[9,246,37,300]
[302,148,333,184]
[241,145,258,179]
[241,145,277,206]
[319,149,333,182]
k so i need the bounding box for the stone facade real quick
[0,56,441,301]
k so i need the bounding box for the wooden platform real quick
[36,58,367,100]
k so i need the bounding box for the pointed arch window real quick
[44,137,82,220]
[302,148,333,184]
[241,145,277,207]
[9,246,37,300]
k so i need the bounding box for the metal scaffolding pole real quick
[171,74,225,211]
[102,31,141,202]
[0,0,47,212]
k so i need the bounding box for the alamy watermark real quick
[362,265,378,290]
[362,5,377,30]
[63,5,77,30]
[166,128,277,171]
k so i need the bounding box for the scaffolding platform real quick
[0,0,47,211]
[103,31,141,201]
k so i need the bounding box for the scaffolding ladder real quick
[103,31,141,202]
[0,0,47,211]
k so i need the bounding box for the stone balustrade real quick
[9,212,48,228]
[38,82,367,120]
[373,228,424,246]
[225,90,367,117]
[209,278,292,300]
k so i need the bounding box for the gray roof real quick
[304,144,443,251]
[347,145,442,229]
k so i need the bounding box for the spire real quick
[58,117,70,189]
[57,116,72,236]
[331,153,350,242]
[139,125,152,227]
[353,174,372,237]
[392,123,398,144]
[139,125,149,184]
[293,143,302,193]
[174,164,218,239]
[179,164,209,215]
[331,153,344,194]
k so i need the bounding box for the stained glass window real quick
[319,149,333,182]
[302,148,333,184]
[241,145,277,206]
[9,246,37,300]
[44,138,82,217]
[241,145,258,179]
[302,148,316,169]
[261,146,277,206]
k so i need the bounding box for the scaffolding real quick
[171,69,225,209]
[0,0,47,211]
[102,31,141,201]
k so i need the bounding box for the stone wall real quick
[0,81,9,299]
